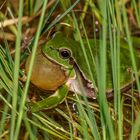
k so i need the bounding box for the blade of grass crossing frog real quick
[31,85,69,112]
[122,1,140,96]
[77,21,101,139]
[80,20,97,87]
[14,0,48,139]
[72,13,98,91]
[72,14,101,139]
[75,72,101,139]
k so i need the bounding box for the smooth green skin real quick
[42,32,140,90]
[29,32,140,112]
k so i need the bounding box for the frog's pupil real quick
[59,49,71,59]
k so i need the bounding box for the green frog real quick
[25,32,140,112]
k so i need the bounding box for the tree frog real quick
[26,32,140,112]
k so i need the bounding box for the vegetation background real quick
[0,0,140,139]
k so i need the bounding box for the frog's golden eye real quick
[59,48,71,59]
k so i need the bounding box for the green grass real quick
[0,0,140,139]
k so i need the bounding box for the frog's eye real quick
[59,48,71,59]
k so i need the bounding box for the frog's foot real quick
[66,78,96,99]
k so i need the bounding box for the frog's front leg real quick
[31,84,69,112]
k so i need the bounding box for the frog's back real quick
[68,37,140,89]
[47,32,140,90]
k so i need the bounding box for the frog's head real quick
[42,32,75,70]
